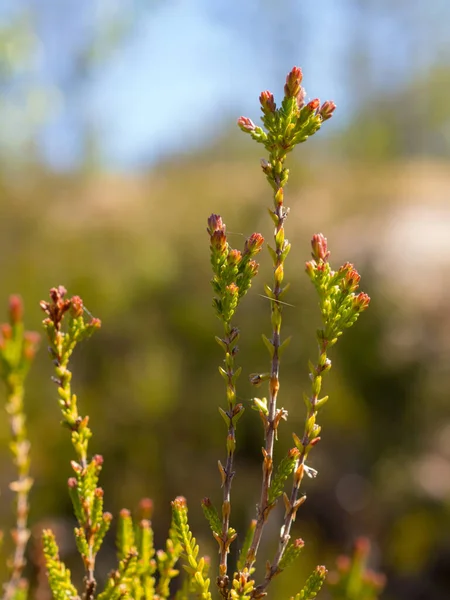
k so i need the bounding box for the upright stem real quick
[2,376,32,600]
[54,335,96,598]
[218,323,238,589]
[246,179,287,568]
[256,337,329,594]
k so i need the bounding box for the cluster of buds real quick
[305,233,370,340]
[238,66,336,173]
[208,214,263,324]
[328,538,386,600]
[0,295,40,375]
[40,287,109,596]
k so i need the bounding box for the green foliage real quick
[268,448,300,504]
[171,497,212,600]
[327,539,385,600]
[42,530,78,600]
[292,566,328,600]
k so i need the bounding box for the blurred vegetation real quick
[1,2,450,599]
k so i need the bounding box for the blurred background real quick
[1,1,450,599]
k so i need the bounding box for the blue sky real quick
[1,0,449,171]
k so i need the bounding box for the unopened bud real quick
[306,98,320,113]
[243,232,264,256]
[70,296,84,317]
[259,90,276,114]
[207,214,224,235]
[284,66,303,98]
[311,233,329,262]
[138,497,154,519]
[353,292,370,312]
[320,100,336,121]
[9,295,23,325]
[237,116,256,132]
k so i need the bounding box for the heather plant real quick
[0,296,40,600]
[0,66,373,600]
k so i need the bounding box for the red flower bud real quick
[306,98,320,113]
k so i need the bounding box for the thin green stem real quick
[246,178,287,569]
[2,376,32,600]
[218,322,238,590]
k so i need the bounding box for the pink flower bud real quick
[296,87,306,108]
[305,261,315,278]
[9,295,23,325]
[247,259,259,277]
[311,233,329,262]
[320,100,336,121]
[139,497,154,519]
[23,331,40,361]
[89,317,102,329]
[70,295,84,317]
[259,90,276,114]
[284,66,303,98]
[92,454,104,466]
[207,214,224,235]
[237,116,256,132]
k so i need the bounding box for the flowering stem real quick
[245,177,288,569]
[0,296,39,600]
[257,334,329,593]
[255,236,371,594]
[3,376,32,600]
[41,287,106,600]
[218,322,238,588]
[207,216,262,592]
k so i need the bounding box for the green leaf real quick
[201,498,222,536]
[268,448,300,504]
[262,334,274,357]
